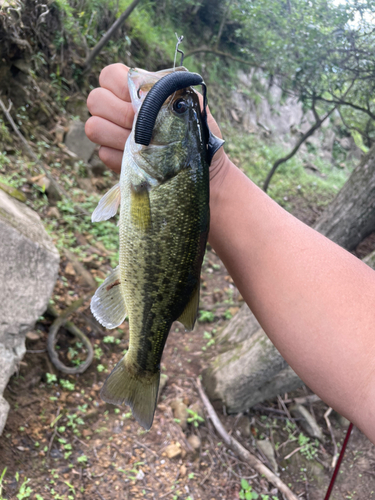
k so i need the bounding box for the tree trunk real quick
[202,304,303,412]
[313,144,375,250]
[203,145,375,413]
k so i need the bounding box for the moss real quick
[0,181,27,203]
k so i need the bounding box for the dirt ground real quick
[1,240,375,500]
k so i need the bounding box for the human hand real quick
[85,63,229,191]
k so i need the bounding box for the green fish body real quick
[91,67,215,429]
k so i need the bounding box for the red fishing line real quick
[324,422,353,500]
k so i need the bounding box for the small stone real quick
[65,262,76,276]
[187,435,201,451]
[65,120,96,162]
[171,399,188,430]
[157,374,168,401]
[256,439,278,472]
[165,443,181,459]
[46,207,60,218]
[26,331,40,341]
[135,469,145,480]
[188,401,204,419]
[290,404,324,440]
[180,465,187,477]
[237,415,251,437]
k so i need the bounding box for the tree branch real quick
[196,378,299,500]
[263,104,338,192]
[263,81,355,192]
[83,0,142,72]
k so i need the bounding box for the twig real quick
[196,378,299,500]
[324,408,338,469]
[134,439,158,458]
[284,446,303,460]
[277,395,293,421]
[0,96,90,216]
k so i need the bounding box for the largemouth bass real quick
[91,67,223,429]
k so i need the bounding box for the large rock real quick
[65,120,96,162]
[0,190,59,434]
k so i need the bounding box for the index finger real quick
[99,63,131,102]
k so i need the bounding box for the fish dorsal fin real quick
[178,285,200,332]
[131,183,151,231]
[90,266,127,329]
[92,183,121,222]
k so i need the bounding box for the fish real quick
[90,66,224,430]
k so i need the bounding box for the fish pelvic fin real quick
[100,356,160,430]
[90,266,127,329]
[92,182,121,222]
[178,284,200,332]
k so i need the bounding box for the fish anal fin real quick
[92,183,121,222]
[100,356,160,430]
[130,183,151,231]
[90,266,127,329]
[178,285,200,332]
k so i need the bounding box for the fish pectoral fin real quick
[130,183,151,231]
[100,356,160,430]
[90,266,127,329]
[177,284,200,332]
[92,182,121,222]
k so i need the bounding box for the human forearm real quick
[209,156,375,442]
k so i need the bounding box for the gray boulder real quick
[0,190,59,434]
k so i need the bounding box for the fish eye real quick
[173,98,188,114]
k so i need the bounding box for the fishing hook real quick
[173,33,184,69]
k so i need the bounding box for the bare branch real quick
[196,378,299,500]
[83,0,142,72]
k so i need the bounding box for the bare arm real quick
[86,63,375,444]
[210,156,375,442]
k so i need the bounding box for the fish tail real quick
[100,355,160,430]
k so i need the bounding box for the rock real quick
[179,464,187,477]
[65,120,96,162]
[46,206,60,219]
[36,175,62,202]
[89,155,107,176]
[0,190,59,434]
[26,331,40,341]
[187,434,201,451]
[237,415,251,437]
[165,442,182,459]
[256,439,278,472]
[64,262,76,276]
[157,373,168,400]
[76,177,95,193]
[290,404,324,440]
[188,401,204,420]
[171,399,188,430]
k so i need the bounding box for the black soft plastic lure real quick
[134,70,222,163]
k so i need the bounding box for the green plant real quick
[198,310,215,323]
[60,379,75,391]
[0,467,7,498]
[239,479,259,500]
[14,473,32,500]
[187,408,204,428]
